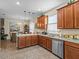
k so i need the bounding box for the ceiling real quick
[0,0,67,20]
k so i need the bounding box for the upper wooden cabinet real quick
[64,5,74,28]
[57,8,64,28]
[57,1,79,29]
[36,15,48,30]
[74,2,79,28]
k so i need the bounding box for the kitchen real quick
[0,0,79,59]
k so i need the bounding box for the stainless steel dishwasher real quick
[52,39,64,59]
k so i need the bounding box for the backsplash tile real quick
[60,29,79,35]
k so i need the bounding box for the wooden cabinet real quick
[57,4,74,29]
[37,17,41,28]
[64,41,79,59]
[18,35,38,48]
[37,15,48,30]
[64,5,74,28]
[42,36,47,48]
[46,38,52,51]
[18,37,26,48]
[25,36,31,47]
[18,35,52,52]
[57,1,79,29]
[38,36,52,51]
[38,36,43,46]
[31,35,38,45]
[57,8,64,28]
[74,2,79,28]
[38,36,47,48]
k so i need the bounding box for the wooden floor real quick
[0,40,16,50]
[0,40,59,59]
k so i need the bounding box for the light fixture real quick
[16,1,20,5]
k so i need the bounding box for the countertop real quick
[17,34,79,44]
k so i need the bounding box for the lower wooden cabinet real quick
[46,38,52,51]
[18,37,26,48]
[42,37,47,48]
[18,35,52,52]
[31,35,38,45]
[38,36,52,51]
[38,36,43,46]
[64,41,79,59]
[25,36,31,47]
[18,35,38,48]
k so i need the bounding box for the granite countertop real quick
[51,37,79,44]
[39,34,79,44]
[16,34,79,44]
[17,34,37,37]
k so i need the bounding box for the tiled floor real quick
[0,40,59,59]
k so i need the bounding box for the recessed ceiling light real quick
[16,1,20,5]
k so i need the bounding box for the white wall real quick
[4,18,10,40]
[29,20,35,33]
[44,3,67,16]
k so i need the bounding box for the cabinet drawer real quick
[47,39,52,51]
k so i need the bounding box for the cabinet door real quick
[65,45,72,59]
[31,35,38,45]
[47,38,52,51]
[38,36,42,46]
[37,16,48,30]
[42,37,47,48]
[65,45,79,59]
[41,16,46,29]
[57,8,64,29]
[18,37,26,48]
[41,36,44,46]
[26,36,31,47]
[37,17,41,28]
[42,16,48,30]
[39,17,41,29]
[64,5,74,28]
[74,2,79,28]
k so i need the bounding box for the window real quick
[29,21,35,33]
[47,15,57,33]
